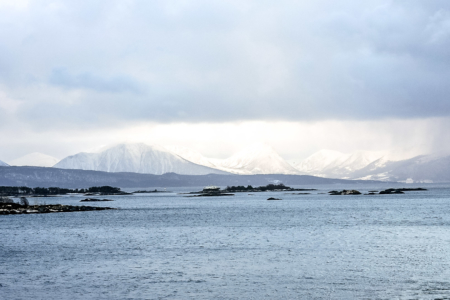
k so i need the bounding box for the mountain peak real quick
[292,149,347,175]
[168,143,299,175]
[217,143,299,175]
[54,143,227,175]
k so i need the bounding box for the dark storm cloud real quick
[1,0,450,128]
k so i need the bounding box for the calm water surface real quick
[1,185,450,299]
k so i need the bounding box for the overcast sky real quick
[1,0,450,161]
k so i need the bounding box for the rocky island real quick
[0,185,130,197]
[0,185,123,215]
[329,188,427,196]
[184,186,235,197]
[329,190,362,195]
[0,197,115,215]
[224,183,316,193]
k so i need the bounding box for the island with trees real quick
[0,185,130,197]
[224,183,316,193]
[0,185,125,215]
[184,183,316,197]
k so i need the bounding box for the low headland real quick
[0,185,130,197]
[0,185,124,215]
[0,197,115,215]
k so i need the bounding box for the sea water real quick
[1,185,450,299]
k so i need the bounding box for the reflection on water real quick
[1,185,450,299]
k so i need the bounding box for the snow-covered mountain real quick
[9,152,60,167]
[51,141,450,181]
[292,149,385,178]
[171,143,300,175]
[213,143,300,175]
[0,160,9,167]
[323,150,386,178]
[292,149,347,176]
[54,143,228,175]
[292,149,390,178]
[165,146,218,169]
[291,148,448,182]
[350,152,450,183]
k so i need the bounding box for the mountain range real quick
[293,149,450,183]
[54,143,228,175]
[53,142,301,176]
[0,160,9,167]
[292,149,389,178]
[349,152,450,182]
[0,166,382,188]
[2,143,450,182]
[168,143,300,175]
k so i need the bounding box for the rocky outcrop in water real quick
[329,190,362,195]
[0,202,115,215]
[379,189,404,194]
[80,198,114,202]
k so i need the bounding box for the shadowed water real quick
[1,185,450,299]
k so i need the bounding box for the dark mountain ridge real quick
[0,166,384,188]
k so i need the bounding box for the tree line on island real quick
[0,185,120,215]
[224,183,315,192]
[0,186,123,196]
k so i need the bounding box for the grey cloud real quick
[0,0,449,129]
[49,68,143,94]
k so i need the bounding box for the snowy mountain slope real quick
[54,152,100,170]
[323,150,385,177]
[9,152,60,167]
[292,149,387,178]
[54,143,229,175]
[291,148,450,182]
[210,143,301,175]
[292,149,346,175]
[0,159,9,167]
[351,151,417,174]
[350,153,450,182]
[168,143,300,175]
[165,146,218,169]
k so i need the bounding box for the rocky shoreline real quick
[328,188,427,196]
[80,198,114,202]
[0,202,115,215]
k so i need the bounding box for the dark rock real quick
[185,193,234,197]
[267,197,282,200]
[396,188,427,191]
[80,198,114,202]
[379,189,405,194]
[0,203,115,215]
[329,190,361,195]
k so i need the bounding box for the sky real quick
[1,0,450,161]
